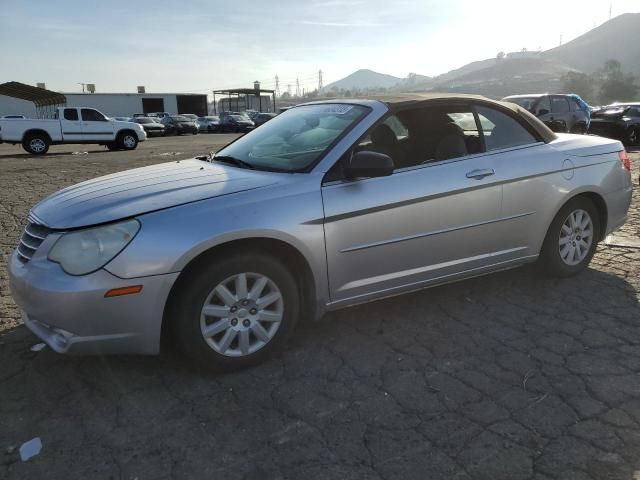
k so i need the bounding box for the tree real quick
[561,71,594,103]
[595,59,638,104]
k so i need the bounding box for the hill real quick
[322,69,402,92]
[544,13,640,75]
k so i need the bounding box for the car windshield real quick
[173,116,190,121]
[136,118,154,123]
[214,103,369,172]
[230,115,247,121]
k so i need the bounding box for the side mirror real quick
[344,150,394,180]
[537,109,549,116]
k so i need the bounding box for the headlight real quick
[48,219,140,275]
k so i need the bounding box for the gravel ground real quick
[1,136,639,480]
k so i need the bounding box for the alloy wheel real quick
[558,209,593,266]
[200,272,284,357]
[29,138,46,153]
[123,135,136,149]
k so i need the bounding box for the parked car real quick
[253,112,277,127]
[150,112,171,119]
[111,116,133,122]
[197,116,221,133]
[220,114,254,133]
[589,103,640,146]
[132,113,148,118]
[2,115,26,119]
[132,117,166,137]
[8,95,632,371]
[160,115,198,135]
[0,107,146,154]
[502,94,590,133]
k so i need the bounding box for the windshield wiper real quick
[211,155,255,169]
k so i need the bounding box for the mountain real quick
[322,69,402,92]
[544,13,640,75]
[322,14,640,97]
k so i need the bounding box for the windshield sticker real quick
[315,104,354,115]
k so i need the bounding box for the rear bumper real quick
[9,251,179,355]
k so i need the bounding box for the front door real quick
[80,108,115,141]
[59,108,84,141]
[322,106,507,306]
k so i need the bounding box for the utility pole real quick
[78,82,86,93]
[274,75,280,97]
[559,34,563,46]
[609,2,612,20]
[296,78,300,97]
[287,84,292,96]
[318,69,323,91]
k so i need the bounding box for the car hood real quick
[31,159,280,229]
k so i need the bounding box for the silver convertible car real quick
[9,94,633,371]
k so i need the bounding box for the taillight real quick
[619,149,631,172]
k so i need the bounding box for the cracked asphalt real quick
[1,137,639,480]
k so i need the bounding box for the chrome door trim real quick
[340,211,535,253]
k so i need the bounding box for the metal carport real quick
[0,81,67,118]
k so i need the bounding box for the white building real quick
[0,90,208,118]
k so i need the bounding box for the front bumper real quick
[9,251,179,355]
[144,128,165,137]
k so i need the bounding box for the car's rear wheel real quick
[540,197,600,277]
[22,133,50,155]
[174,253,300,371]
[118,132,138,150]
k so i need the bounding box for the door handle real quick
[466,168,495,180]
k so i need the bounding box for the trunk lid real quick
[549,133,623,157]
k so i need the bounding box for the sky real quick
[1,0,639,94]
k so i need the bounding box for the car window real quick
[535,96,551,115]
[81,109,107,122]
[627,107,640,117]
[476,106,537,151]
[569,99,582,112]
[551,97,570,114]
[63,109,79,121]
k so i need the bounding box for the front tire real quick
[174,253,300,372]
[627,127,639,146]
[540,197,600,277]
[22,133,50,155]
[118,132,138,150]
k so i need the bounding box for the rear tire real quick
[174,253,300,372]
[22,133,50,155]
[118,131,138,150]
[540,197,600,277]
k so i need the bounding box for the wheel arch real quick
[116,128,138,138]
[548,190,608,242]
[22,129,52,143]
[161,237,318,348]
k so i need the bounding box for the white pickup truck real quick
[0,107,146,154]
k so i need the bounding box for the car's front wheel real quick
[174,253,300,371]
[540,197,600,277]
[627,127,639,146]
[118,132,138,150]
